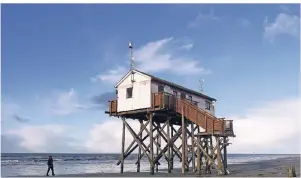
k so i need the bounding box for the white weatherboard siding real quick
[151,81,215,116]
[151,83,158,93]
[189,94,215,115]
[117,72,151,112]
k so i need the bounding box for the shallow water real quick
[1,153,298,176]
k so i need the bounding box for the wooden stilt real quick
[197,136,201,174]
[107,92,235,176]
[116,120,151,166]
[123,119,152,162]
[120,117,125,173]
[137,119,143,172]
[153,125,183,164]
[155,122,161,172]
[209,136,213,171]
[167,117,171,173]
[223,137,228,169]
[185,125,189,172]
[205,137,209,174]
[181,106,186,174]
[149,113,154,175]
[191,123,195,173]
[170,123,174,170]
[216,136,223,175]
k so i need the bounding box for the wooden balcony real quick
[107,92,234,136]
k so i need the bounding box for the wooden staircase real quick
[152,92,234,136]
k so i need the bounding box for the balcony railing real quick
[108,92,234,136]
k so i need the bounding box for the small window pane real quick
[181,93,185,99]
[205,101,211,110]
[158,85,164,92]
[126,87,133,98]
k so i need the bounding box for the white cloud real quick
[42,88,94,116]
[93,37,210,84]
[188,9,220,28]
[85,120,139,153]
[279,5,291,13]
[4,124,83,153]
[239,18,251,27]
[263,13,300,42]
[51,88,79,115]
[180,43,194,50]
[228,97,300,154]
[90,66,127,84]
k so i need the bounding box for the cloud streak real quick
[1,101,30,123]
[13,115,30,123]
[91,91,116,106]
[93,37,210,84]
[188,9,220,28]
[263,13,300,43]
[239,18,251,27]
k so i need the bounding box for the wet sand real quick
[16,156,300,177]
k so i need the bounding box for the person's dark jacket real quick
[47,158,53,167]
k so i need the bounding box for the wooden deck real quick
[107,92,234,137]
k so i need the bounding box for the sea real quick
[1,153,298,176]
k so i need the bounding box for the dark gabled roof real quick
[135,70,217,101]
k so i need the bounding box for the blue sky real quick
[1,4,300,153]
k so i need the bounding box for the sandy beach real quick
[16,156,300,177]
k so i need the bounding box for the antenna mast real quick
[129,41,134,70]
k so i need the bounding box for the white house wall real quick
[151,81,215,115]
[117,72,151,112]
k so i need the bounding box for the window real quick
[158,85,164,92]
[205,101,211,110]
[126,87,133,98]
[188,95,192,102]
[181,93,186,99]
[173,91,177,97]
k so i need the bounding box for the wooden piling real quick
[120,117,125,173]
[181,106,186,174]
[155,122,160,172]
[185,125,189,172]
[205,137,210,174]
[216,136,223,175]
[167,117,171,173]
[137,119,143,172]
[197,136,201,174]
[191,123,195,173]
[171,123,174,170]
[223,137,228,169]
[149,113,154,175]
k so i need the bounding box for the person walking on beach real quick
[46,155,55,176]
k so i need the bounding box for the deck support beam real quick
[120,117,125,173]
[149,113,154,175]
[167,117,171,173]
[181,106,186,174]
[137,119,143,172]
